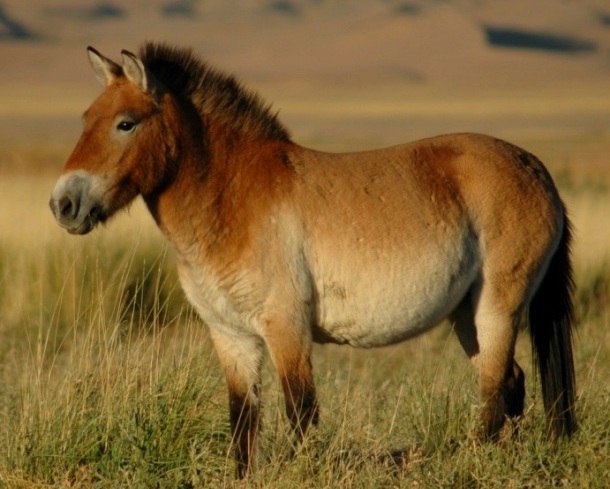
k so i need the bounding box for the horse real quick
[49,42,576,478]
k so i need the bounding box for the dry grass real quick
[0,114,609,487]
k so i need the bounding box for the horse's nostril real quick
[88,205,102,221]
[58,195,75,218]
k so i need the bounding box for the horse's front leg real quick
[209,327,265,478]
[262,317,319,440]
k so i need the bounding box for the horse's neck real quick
[144,121,293,259]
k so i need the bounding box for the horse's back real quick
[290,132,563,253]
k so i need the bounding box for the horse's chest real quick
[176,258,261,335]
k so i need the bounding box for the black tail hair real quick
[529,209,577,438]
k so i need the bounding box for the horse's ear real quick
[121,50,151,93]
[87,47,121,87]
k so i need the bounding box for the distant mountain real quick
[1,0,608,87]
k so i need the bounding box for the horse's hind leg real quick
[450,294,525,439]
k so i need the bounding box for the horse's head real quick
[50,47,176,235]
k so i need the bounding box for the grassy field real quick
[0,124,609,488]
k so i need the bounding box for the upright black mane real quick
[138,42,291,142]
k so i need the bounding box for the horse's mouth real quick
[64,205,103,235]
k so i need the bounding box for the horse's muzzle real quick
[50,172,103,235]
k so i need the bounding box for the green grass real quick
[0,157,609,488]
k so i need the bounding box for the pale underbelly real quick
[312,277,475,347]
[310,247,480,348]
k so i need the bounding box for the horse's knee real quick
[209,329,265,477]
[261,322,319,437]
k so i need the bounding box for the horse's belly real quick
[312,244,479,348]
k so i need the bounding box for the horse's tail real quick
[529,208,577,439]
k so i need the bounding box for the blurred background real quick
[1,0,609,154]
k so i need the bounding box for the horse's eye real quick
[116,120,136,132]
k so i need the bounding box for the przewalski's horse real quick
[50,43,576,477]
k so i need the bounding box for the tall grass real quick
[0,173,233,487]
[0,147,609,487]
